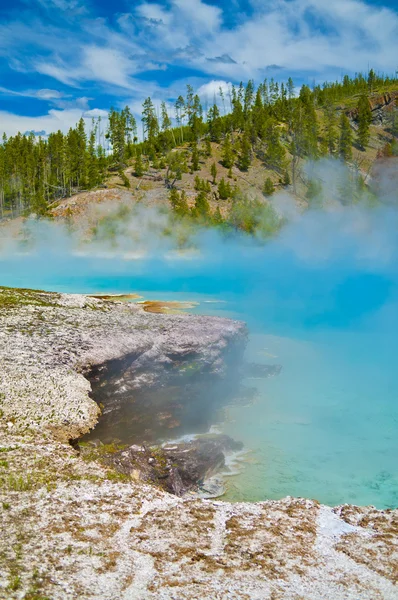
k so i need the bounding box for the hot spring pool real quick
[1,225,398,508]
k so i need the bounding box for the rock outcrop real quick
[99,435,244,497]
[0,286,246,442]
[0,287,397,600]
[346,90,398,125]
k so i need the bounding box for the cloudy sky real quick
[0,0,397,136]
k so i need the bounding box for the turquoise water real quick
[1,220,398,508]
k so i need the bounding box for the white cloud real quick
[135,3,172,25]
[0,86,64,99]
[82,46,135,88]
[131,0,398,79]
[196,80,232,103]
[35,61,79,86]
[170,0,222,32]
[0,108,105,137]
[0,0,397,137]
[83,108,109,118]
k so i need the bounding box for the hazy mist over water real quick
[1,160,398,507]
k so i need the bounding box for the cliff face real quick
[347,90,398,124]
[0,289,397,600]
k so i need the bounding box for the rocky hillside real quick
[47,90,398,226]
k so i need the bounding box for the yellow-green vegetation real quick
[0,287,60,309]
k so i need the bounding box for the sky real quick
[0,0,397,137]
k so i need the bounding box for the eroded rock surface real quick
[0,286,246,442]
[99,435,244,496]
[0,287,397,600]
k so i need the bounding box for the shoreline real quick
[1,286,396,599]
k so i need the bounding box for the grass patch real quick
[0,287,60,310]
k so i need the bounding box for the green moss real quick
[106,470,130,483]
[0,287,60,310]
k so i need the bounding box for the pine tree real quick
[165,151,189,187]
[194,175,201,191]
[324,105,338,155]
[221,134,234,169]
[287,77,295,100]
[306,179,323,206]
[368,69,376,93]
[191,143,200,172]
[339,113,353,161]
[142,97,159,142]
[134,152,144,177]
[207,103,222,142]
[218,178,232,200]
[169,188,189,217]
[213,205,224,225]
[192,190,210,219]
[211,162,217,184]
[161,101,172,132]
[87,122,99,189]
[263,177,275,197]
[175,96,185,143]
[357,95,372,149]
[238,133,251,171]
[263,120,286,172]
[282,170,291,187]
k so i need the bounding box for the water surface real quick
[1,235,397,508]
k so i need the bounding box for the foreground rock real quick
[98,434,244,497]
[0,287,397,599]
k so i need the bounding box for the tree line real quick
[0,70,396,220]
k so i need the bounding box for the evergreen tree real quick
[306,179,323,206]
[134,152,144,177]
[368,69,376,93]
[161,101,172,132]
[169,188,189,217]
[238,133,252,171]
[207,103,222,142]
[165,151,189,187]
[175,95,185,143]
[218,178,232,200]
[213,205,224,225]
[142,97,159,142]
[282,170,291,187]
[339,113,353,161]
[357,95,372,149]
[263,177,275,197]
[287,77,295,100]
[221,134,234,169]
[326,108,338,154]
[107,107,136,168]
[192,190,210,219]
[210,161,217,184]
[191,143,200,172]
[87,122,99,189]
[263,120,286,172]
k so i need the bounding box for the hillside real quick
[1,75,397,236]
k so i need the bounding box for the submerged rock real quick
[100,434,244,497]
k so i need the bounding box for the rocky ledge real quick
[0,287,397,599]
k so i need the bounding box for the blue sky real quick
[0,0,397,136]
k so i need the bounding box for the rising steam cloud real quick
[0,157,397,335]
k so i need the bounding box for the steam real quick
[1,157,398,507]
[0,158,397,334]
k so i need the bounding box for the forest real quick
[0,70,397,234]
